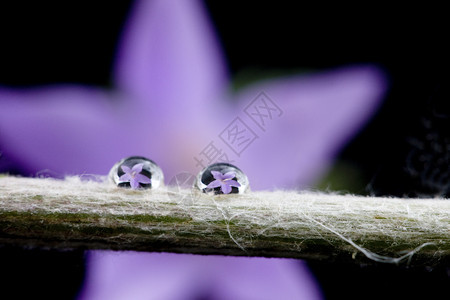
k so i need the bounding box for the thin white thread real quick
[301,212,435,264]
[0,176,448,263]
[212,198,247,253]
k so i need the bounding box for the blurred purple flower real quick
[80,252,320,300]
[207,171,241,194]
[0,0,387,299]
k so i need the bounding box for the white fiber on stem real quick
[0,176,448,266]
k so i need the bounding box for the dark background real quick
[0,1,448,299]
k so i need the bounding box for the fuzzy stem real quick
[0,176,449,266]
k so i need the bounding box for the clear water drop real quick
[109,156,163,190]
[195,163,249,194]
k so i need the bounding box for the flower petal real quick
[119,173,132,182]
[134,173,151,184]
[222,171,236,180]
[0,86,147,176]
[232,66,387,190]
[79,252,322,300]
[130,178,140,189]
[227,179,241,188]
[121,165,131,174]
[206,179,221,189]
[221,183,232,194]
[131,163,143,174]
[210,170,223,180]
[114,0,228,114]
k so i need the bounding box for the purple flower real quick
[0,0,385,190]
[0,0,387,299]
[119,163,151,189]
[80,251,321,300]
[206,171,241,194]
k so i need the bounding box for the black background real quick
[0,1,448,299]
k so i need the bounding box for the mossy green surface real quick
[1,175,449,266]
[1,209,448,262]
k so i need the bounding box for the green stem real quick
[1,176,449,266]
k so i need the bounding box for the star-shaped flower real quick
[0,0,387,299]
[119,163,151,189]
[0,0,386,191]
[206,171,241,194]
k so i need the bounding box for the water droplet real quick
[109,156,163,190]
[195,163,249,194]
